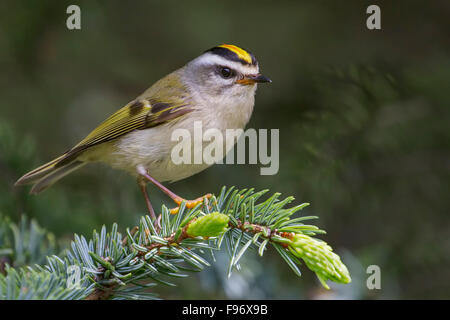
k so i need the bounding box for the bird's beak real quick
[236,74,272,85]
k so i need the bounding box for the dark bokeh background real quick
[1,1,449,299]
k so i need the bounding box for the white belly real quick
[95,106,250,182]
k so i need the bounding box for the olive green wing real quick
[15,98,192,190]
[58,98,193,165]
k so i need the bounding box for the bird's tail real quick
[15,154,85,194]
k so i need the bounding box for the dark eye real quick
[219,67,233,79]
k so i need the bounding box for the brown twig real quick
[137,222,192,257]
[85,221,193,300]
[231,219,294,247]
[85,286,116,300]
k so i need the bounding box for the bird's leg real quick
[137,176,156,221]
[137,166,211,215]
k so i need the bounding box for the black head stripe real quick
[205,46,258,66]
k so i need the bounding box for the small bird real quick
[15,44,271,220]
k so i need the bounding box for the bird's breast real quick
[103,94,255,182]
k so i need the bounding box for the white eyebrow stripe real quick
[191,53,259,75]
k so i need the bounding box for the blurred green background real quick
[1,1,449,299]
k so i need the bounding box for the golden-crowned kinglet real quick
[15,44,271,218]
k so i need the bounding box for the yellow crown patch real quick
[218,44,253,65]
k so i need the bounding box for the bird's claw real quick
[170,193,212,214]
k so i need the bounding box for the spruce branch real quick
[0,186,351,300]
[0,265,91,300]
[214,187,351,286]
[0,215,58,273]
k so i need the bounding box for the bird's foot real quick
[169,193,212,214]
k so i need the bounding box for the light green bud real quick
[186,212,229,238]
[289,233,351,289]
